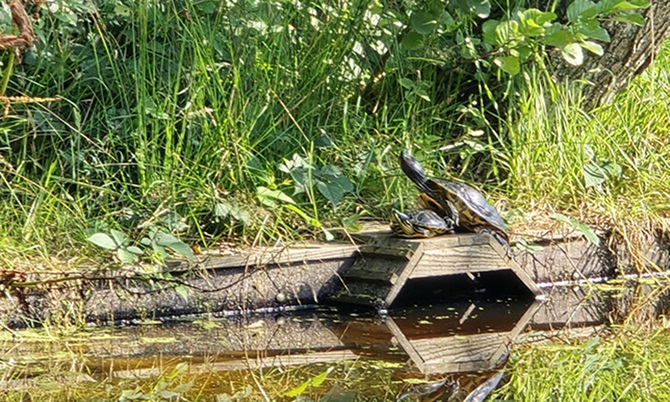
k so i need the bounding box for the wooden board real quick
[330,230,542,307]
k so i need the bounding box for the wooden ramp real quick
[328,229,542,307]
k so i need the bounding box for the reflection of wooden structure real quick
[329,230,541,307]
[386,301,541,374]
[2,299,540,381]
[528,285,611,336]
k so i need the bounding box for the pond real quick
[4,280,659,401]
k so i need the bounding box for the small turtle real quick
[390,208,455,238]
[399,151,509,248]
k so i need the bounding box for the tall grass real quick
[494,329,670,401]
[0,0,668,266]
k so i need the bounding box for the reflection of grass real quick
[494,329,670,401]
[1,354,512,401]
[0,359,408,401]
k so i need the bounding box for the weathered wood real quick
[514,238,614,285]
[330,230,541,307]
[384,300,541,374]
[8,220,668,326]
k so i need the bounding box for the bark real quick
[534,1,670,109]
[0,0,35,51]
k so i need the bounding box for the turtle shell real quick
[428,179,508,240]
[399,152,509,243]
[390,209,454,238]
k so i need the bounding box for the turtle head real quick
[399,151,430,192]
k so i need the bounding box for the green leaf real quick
[513,239,544,253]
[494,56,521,75]
[481,19,500,46]
[581,40,604,55]
[117,248,139,263]
[171,380,194,394]
[399,77,415,89]
[561,42,584,65]
[606,0,650,13]
[152,243,170,259]
[256,186,296,207]
[583,158,622,188]
[175,285,189,302]
[518,17,545,37]
[167,241,195,260]
[86,233,118,250]
[521,8,557,25]
[342,214,362,231]
[544,30,575,47]
[410,11,438,35]
[613,13,645,26]
[214,201,251,223]
[414,87,431,102]
[516,45,533,61]
[578,20,611,42]
[494,20,519,46]
[312,367,334,386]
[456,0,491,18]
[322,228,335,241]
[156,232,180,247]
[550,213,600,245]
[283,204,320,228]
[401,31,424,50]
[126,246,144,255]
[441,11,457,31]
[583,162,607,187]
[317,181,344,208]
[567,0,597,23]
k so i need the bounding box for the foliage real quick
[495,330,670,401]
[0,0,663,267]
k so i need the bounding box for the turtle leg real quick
[445,200,459,228]
[476,227,510,255]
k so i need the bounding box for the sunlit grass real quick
[0,357,409,401]
[494,328,670,401]
[0,0,668,271]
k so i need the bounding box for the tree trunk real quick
[535,1,670,109]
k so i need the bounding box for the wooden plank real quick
[341,256,407,284]
[328,279,392,306]
[383,242,426,306]
[487,236,543,296]
[409,245,510,278]
[171,244,360,272]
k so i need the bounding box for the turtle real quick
[390,208,455,238]
[399,151,510,248]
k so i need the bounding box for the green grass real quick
[0,0,668,268]
[494,328,670,401]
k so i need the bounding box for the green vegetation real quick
[0,0,664,269]
[494,329,670,401]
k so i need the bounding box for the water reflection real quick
[1,281,666,400]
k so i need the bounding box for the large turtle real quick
[390,208,455,238]
[399,151,510,248]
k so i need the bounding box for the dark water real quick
[1,281,665,400]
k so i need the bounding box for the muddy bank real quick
[0,225,668,328]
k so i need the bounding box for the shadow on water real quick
[2,279,670,400]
